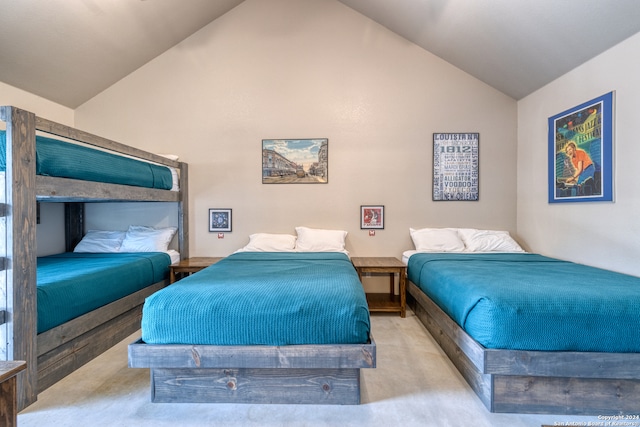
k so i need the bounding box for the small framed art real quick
[360,205,384,229]
[209,208,232,232]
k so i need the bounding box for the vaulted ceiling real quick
[1,0,639,108]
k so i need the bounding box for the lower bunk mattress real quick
[37,252,172,334]
[407,252,640,352]
[141,252,371,346]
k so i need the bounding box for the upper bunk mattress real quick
[141,252,371,346]
[0,130,174,190]
[407,252,640,352]
[37,252,172,334]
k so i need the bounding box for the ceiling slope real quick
[1,0,640,107]
[0,0,245,108]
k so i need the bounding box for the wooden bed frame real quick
[407,280,640,415]
[128,336,376,405]
[1,106,190,410]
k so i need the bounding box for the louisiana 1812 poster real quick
[433,133,479,201]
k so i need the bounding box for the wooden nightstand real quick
[0,361,26,427]
[169,257,224,283]
[351,257,406,318]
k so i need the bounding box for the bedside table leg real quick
[389,273,394,297]
[399,270,406,318]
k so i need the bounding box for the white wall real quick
[75,0,518,259]
[517,32,640,277]
[0,81,75,256]
[0,81,74,125]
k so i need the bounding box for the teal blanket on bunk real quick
[407,252,640,352]
[37,252,171,334]
[141,252,371,346]
[0,130,173,189]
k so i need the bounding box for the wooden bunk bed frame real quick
[1,106,189,411]
[407,281,640,415]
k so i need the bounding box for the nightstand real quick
[351,257,406,318]
[169,257,224,283]
[0,361,26,427]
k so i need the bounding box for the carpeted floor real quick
[18,310,597,426]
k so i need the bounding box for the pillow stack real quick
[74,225,177,253]
[409,227,524,253]
[235,226,349,253]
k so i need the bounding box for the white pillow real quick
[237,233,297,252]
[295,226,347,252]
[457,228,525,252]
[409,227,466,252]
[156,153,179,161]
[74,230,126,253]
[119,225,177,252]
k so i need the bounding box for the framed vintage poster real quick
[209,208,232,232]
[432,133,479,201]
[262,139,328,184]
[548,91,614,203]
[360,205,384,229]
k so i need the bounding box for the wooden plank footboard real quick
[128,335,376,405]
[36,280,167,392]
[408,280,640,415]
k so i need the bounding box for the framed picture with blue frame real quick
[548,91,614,203]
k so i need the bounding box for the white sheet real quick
[166,249,181,264]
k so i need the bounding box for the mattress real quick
[141,252,371,346]
[37,252,172,334]
[0,130,175,190]
[407,252,640,352]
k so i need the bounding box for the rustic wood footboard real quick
[36,280,167,392]
[408,280,640,415]
[128,336,376,405]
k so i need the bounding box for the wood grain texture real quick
[0,361,25,427]
[1,105,189,410]
[408,280,640,415]
[1,106,39,410]
[37,306,146,392]
[129,337,375,404]
[129,337,376,370]
[151,368,362,404]
[37,281,166,355]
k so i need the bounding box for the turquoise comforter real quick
[141,252,371,346]
[37,252,171,333]
[407,252,640,352]
[1,130,173,190]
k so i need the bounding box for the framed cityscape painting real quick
[262,139,328,184]
[548,91,614,203]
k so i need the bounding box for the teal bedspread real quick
[407,253,640,352]
[1,130,173,190]
[141,252,371,346]
[37,252,171,334]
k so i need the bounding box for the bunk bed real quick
[1,106,189,411]
[405,248,640,415]
[128,249,376,405]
